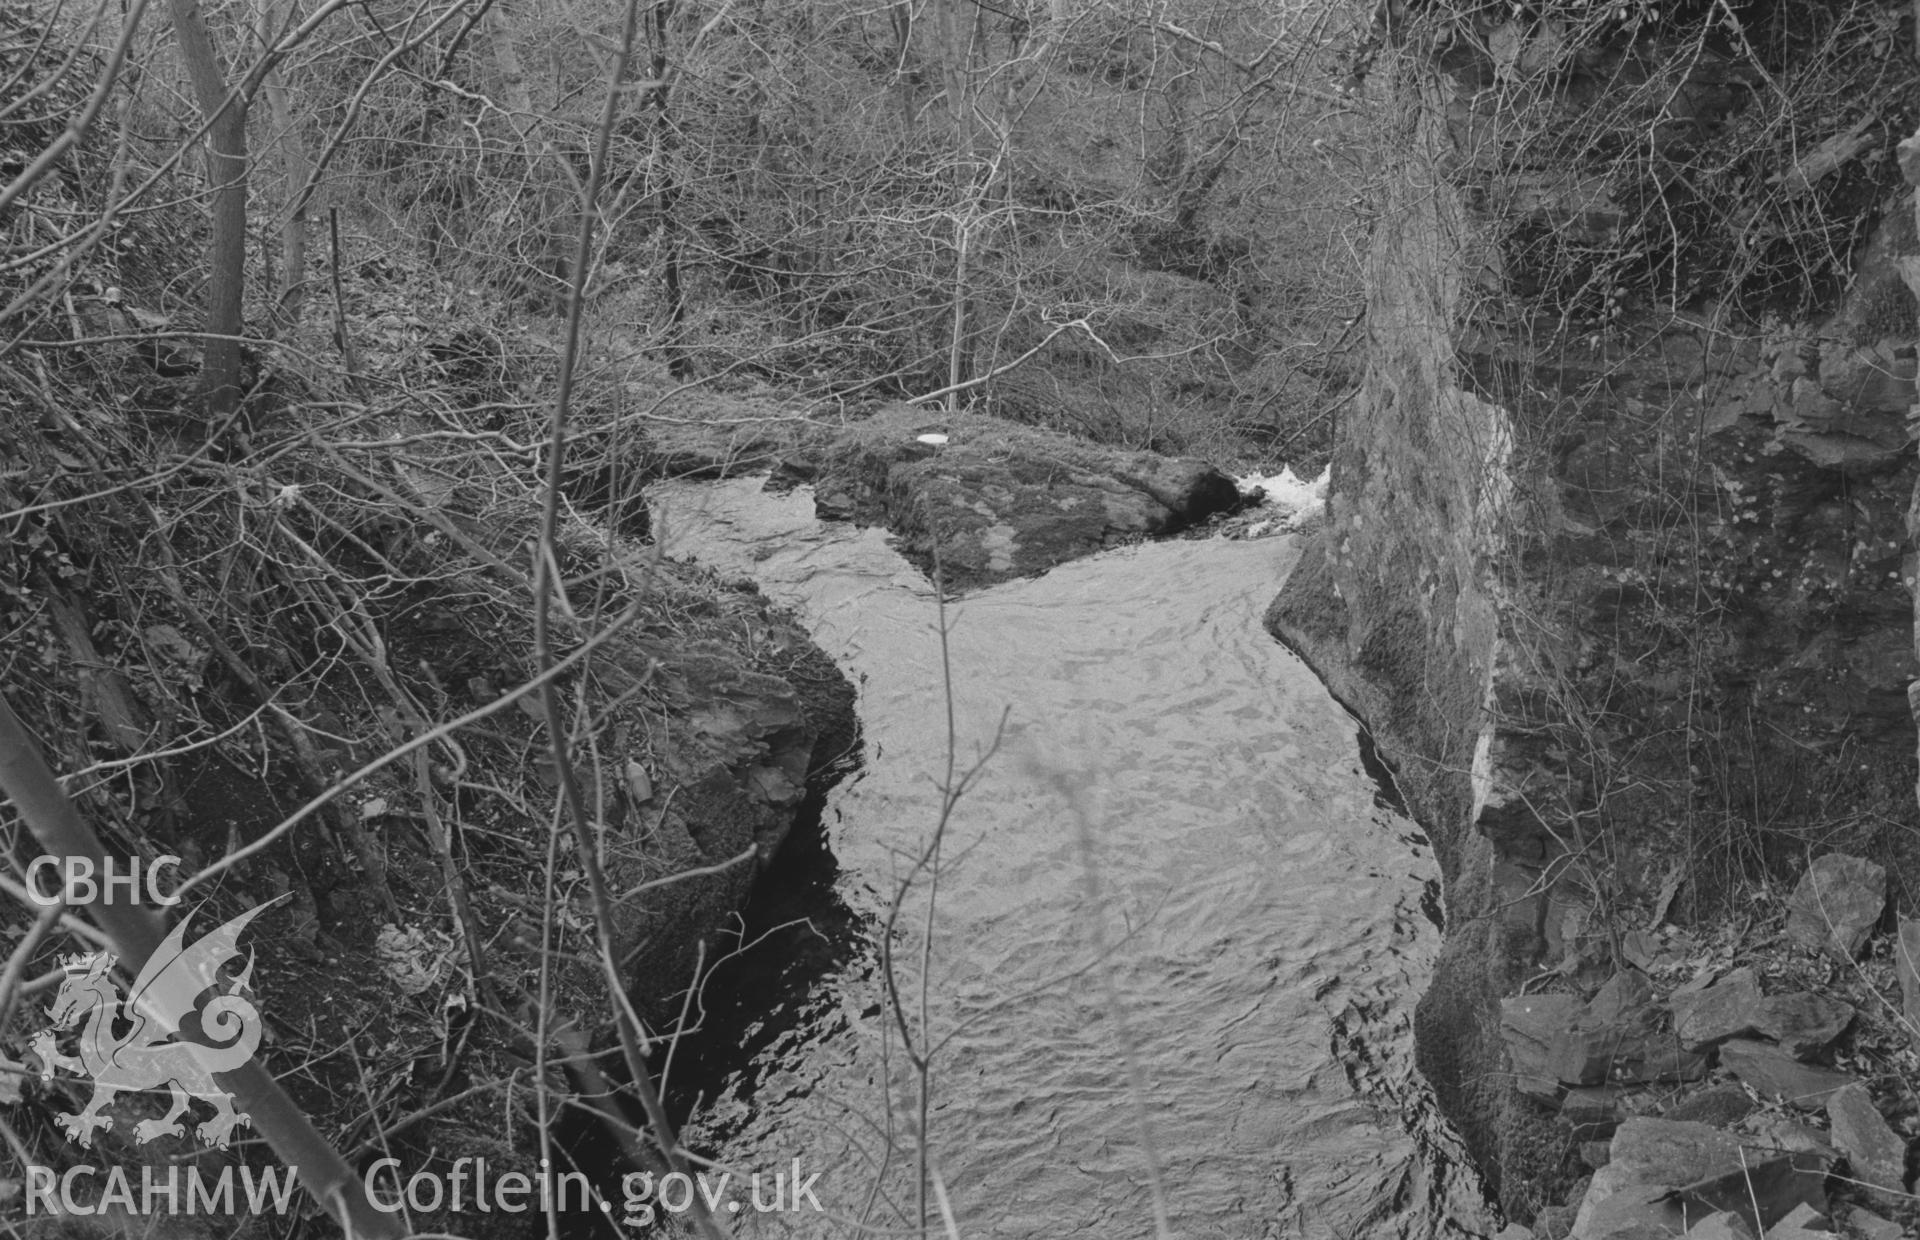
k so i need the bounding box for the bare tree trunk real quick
[889,1,916,132]
[647,0,691,377]
[945,207,971,416]
[931,0,990,409]
[260,0,308,327]
[485,0,537,139]
[166,0,248,418]
[484,0,571,301]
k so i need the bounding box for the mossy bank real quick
[1,371,857,1238]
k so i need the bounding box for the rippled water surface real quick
[649,478,1488,1240]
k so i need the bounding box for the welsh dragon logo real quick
[30,901,277,1149]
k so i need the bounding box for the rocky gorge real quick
[9,0,1920,1233]
[762,330,1920,1237]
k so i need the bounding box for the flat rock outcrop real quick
[793,406,1243,587]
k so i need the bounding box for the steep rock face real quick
[1266,71,1528,1202]
[606,631,857,1028]
[1268,54,1920,1227]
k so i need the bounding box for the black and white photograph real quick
[3,1,1919,1236]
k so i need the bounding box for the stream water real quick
[644,477,1491,1239]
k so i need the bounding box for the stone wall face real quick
[1273,54,1920,1227]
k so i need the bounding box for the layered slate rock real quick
[1551,969,1708,1088]
[1664,1084,1754,1127]
[1656,1152,1830,1233]
[1757,1118,1837,1160]
[605,634,857,1016]
[1502,993,1586,1103]
[1784,853,1886,960]
[1671,968,1765,1050]
[1571,1119,1827,1239]
[1561,1086,1629,1138]
[1752,992,1853,1060]
[1716,1039,1855,1111]
[1825,1083,1910,1202]
[1589,969,1656,1024]
[1897,916,1920,1034]
[1847,1206,1906,1240]
[801,406,1243,588]
[1762,1203,1830,1240]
